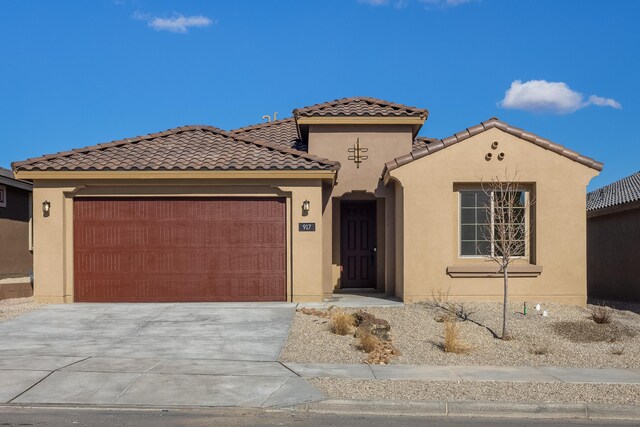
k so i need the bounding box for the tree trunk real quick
[502,266,509,340]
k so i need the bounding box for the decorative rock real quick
[354,311,391,341]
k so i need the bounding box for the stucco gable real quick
[383,118,603,181]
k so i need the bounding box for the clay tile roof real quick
[12,125,339,173]
[230,117,307,151]
[587,171,640,211]
[382,118,603,180]
[293,97,428,118]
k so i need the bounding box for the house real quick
[0,167,33,299]
[587,171,640,303]
[12,97,602,304]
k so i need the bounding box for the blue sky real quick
[1,0,637,189]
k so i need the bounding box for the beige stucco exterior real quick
[308,124,413,297]
[17,112,600,305]
[389,127,599,305]
[28,178,326,303]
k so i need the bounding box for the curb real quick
[291,399,640,420]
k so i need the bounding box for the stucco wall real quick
[390,127,598,305]
[31,178,325,303]
[0,185,32,279]
[587,206,640,303]
[309,124,412,295]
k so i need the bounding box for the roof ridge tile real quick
[293,96,428,118]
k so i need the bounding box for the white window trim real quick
[458,189,529,259]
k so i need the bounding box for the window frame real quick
[458,188,530,259]
[0,184,6,208]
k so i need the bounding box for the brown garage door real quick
[73,197,286,302]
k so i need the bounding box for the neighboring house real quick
[586,171,640,303]
[0,167,33,299]
[12,97,602,304]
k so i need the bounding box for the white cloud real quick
[134,12,213,33]
[498,80,622,114]
[587,95,622,109]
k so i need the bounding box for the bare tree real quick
[482,171,533,340]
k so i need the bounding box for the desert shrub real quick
[442,320,468,354]
[330,311,355,335]
[427,289,476,322]
[358,332,381,353]
[452,302,477,321]
[592,305,612,324]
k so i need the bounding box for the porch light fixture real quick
[42,200,51,215]
[302,200,310,213]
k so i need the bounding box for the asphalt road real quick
[0,407,637,427]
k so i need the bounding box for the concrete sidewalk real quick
[0,356,325,408]
[283,362,640,384]
[3,356,640,408]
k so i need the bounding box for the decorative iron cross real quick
[347,138,369,168]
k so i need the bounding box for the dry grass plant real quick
[358,332,381,353]
[330,311,356,336]
[592,305,612,324]
[442,320,469,354]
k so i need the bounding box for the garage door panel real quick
[74,198,286,302]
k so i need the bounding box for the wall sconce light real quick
[42,200,51,215]
[302,200,310,213]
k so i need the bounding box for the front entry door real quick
[340,200,376,288]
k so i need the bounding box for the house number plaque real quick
[299,223,316,232]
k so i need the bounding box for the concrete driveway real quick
[0,303,324,408]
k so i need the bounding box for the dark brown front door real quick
[73,197,286,302]
[340,200,376,288]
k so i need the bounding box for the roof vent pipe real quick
[262,112,278,123]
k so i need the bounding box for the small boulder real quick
[354,311,391,341]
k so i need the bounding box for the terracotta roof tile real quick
[12,125,339,173]
[587,171,640,211]
[230,118,306,151]
[383,118,603,179]
[293,97,428,118]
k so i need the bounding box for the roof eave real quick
[0,175,33,191]
[13,169,338,181]
[587,198,640,218]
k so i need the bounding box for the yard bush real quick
[330,311,356,336]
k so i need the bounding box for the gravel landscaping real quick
[308,378,640,405]
[0,297,40,322]
[282,302,640,368]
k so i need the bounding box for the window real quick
[460,189,527,257]
[0,185,6,208]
